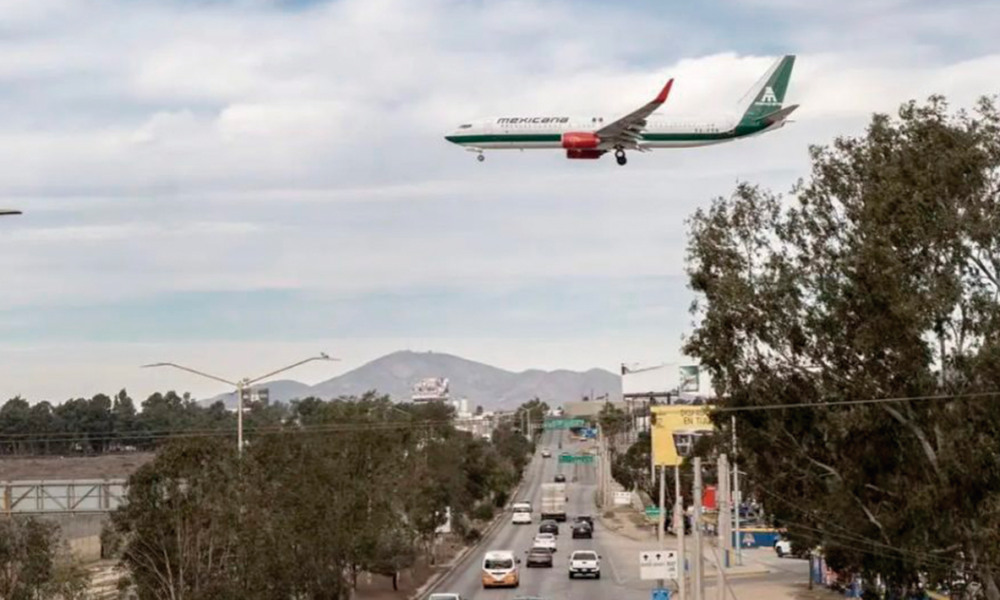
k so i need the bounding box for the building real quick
[412,377,450,403]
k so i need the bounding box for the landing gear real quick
[476,153,485,162]
[614,148,627,166]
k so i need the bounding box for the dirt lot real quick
[0,453,155,480]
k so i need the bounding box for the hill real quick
[204,350,620,410]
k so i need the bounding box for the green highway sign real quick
[644,506,661,519]
[544,418,586,430]
[559,453,596,465]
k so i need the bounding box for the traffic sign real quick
[644,506,661,519]
[559,453,595,464]
[613,491,632,506]
[652,588,671,600]
[639,550,678,580]
[544,418,586,430]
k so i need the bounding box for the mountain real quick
[203,350,621,410]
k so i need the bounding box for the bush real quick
[471,502,494,522]
[464,528,482,544]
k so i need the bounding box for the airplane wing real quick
[596,79,673,150]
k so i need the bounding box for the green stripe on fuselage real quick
[445,134,562,144]
[445,124,770,146]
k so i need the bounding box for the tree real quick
[685,96,1000,597]
[597,402,628,448]
[112,437,242,599]
[0,517,59,600]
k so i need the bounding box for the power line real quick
[749,479,976,574]
[0,416,509,448]
[714,390,1000,413]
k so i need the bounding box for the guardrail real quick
[1,479,127,514]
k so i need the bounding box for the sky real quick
[0,0,997,403]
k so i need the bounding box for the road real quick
[431,430,814,600]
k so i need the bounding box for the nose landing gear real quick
[614,148,627,166]
[477,153,485,163]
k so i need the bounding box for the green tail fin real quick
[738,55,795,128]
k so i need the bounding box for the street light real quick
[142,352,338,455]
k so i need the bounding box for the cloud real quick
[0,0,997,401]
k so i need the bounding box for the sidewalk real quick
[599,504,769,578]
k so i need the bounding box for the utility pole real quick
[717,453,730,600]
[693,456,704,600]
[657,464,666,591]
[675,463,687,600]
[718,453,730,568]
[732,415,742,566]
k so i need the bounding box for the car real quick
[774,537,806,558]
[568,550,601,579]
[573,515,594,528]
[554,473,566,483]
[541,449,552,458]
[525,547,554,568]
[571,522,592,539]
[512,501,532,513]
[533,533,557,552]
[429,594,464,600]
[512,510,532,525]
[538,520,559,535]
[481,550,520,588]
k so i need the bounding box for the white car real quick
[774,538,793,558]
[512,510,532,525]
[568,550,601,579]
[428,594,464,600]
[533,533,557,552]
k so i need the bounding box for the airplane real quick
[445,55,796,166]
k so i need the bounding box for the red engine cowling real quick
[562,132,600,149]
[565,149,604,160]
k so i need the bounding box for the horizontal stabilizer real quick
[761,104,799,125]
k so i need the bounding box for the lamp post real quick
[143,353,338,455]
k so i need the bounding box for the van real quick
[481,550,520,588]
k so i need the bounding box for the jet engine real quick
[561,132,601,149]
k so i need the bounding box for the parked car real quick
[568,550,601,579]
[571,522,593,539]
[774,537,806,558]
[554,473,566,483]
[525,547,554,568]
[533,533,557,552]
[538,520,559,535]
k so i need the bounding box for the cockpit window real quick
[459,124,472,129]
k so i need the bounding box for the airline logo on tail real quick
[758,86,779,105]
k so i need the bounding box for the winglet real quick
[654,79,674,104]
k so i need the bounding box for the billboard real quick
[651,405,715,466]
[679,365,700,393]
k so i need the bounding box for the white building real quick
[412,377,450,403]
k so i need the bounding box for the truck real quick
[540,483,567,522]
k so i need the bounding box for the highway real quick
[430,430,811,600]
[432,428,624,599]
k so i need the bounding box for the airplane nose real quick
[444,135,460,144]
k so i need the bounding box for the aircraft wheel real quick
[616,153,627,166]
[477,154,485,162]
